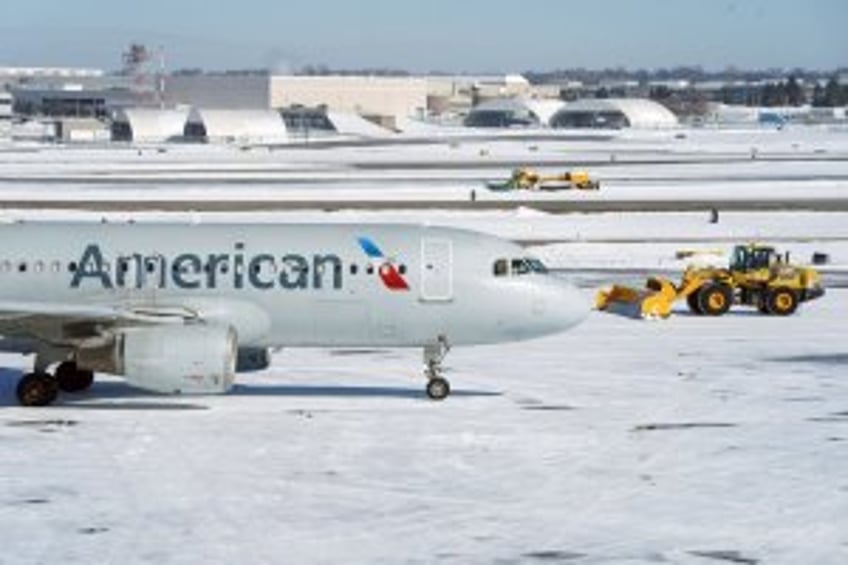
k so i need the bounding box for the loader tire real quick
[686,291,703,315]
[698,284,733,316]
[765,287,798,316]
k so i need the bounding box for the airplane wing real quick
[0,300,200,347]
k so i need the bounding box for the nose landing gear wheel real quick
[16,373,59,407]
[423,335,451,401]
[426,377,451,401]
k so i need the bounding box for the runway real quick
[2,197,847,212]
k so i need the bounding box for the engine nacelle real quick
[116,324,237,394]
[236,347,271,373]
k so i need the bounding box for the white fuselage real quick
[0,222,586,351]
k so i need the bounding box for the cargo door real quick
[420,238,453,302]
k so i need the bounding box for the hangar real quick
[111,108,190,143]
[464,97,565,128]
[550,98,678,129]
[183,109,288,144]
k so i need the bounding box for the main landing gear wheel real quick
[16,373,59,407]
[55,361,94,393]
[423,335,451,401]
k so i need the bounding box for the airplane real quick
[0,221,587,406]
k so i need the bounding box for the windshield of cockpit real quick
[493,257,548,277]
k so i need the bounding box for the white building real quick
[550,98,679,129]
[164,74,427,129]
[0,66,104,84]
[183,108,288,144]
[464,97,565,128]
[270,76,427,129]
[111,108,191,143]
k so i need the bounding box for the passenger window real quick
[1,261,10,273]
[51,261,61,273]
[350,264,358,275]
[18,262,27,273]
[399,264,407,275]
[493,259,508,276]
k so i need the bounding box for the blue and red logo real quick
[357,237,409,291]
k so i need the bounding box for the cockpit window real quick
[511,259,531,275]
[494,257,549,277]
[526,258,548,273]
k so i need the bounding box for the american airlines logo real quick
[357,237,410,291]
[69,238,409,292]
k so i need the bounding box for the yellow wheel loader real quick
[596,244,825,319]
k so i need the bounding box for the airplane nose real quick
[543,278,589,332]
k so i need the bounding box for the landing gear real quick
[55,361,94,393]
[15,355,95,407]
[423,336,451,401]
[16,373,59,407]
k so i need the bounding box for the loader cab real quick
[730,245,777,272]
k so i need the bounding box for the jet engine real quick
[79,324,237,394]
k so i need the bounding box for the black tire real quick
[55,361,94,393]
[697,284,733,316]
[16,373,58,407]
[686,291,704,315]
[765,287,799,316]
[426,377,450,401]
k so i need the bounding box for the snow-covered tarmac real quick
[0,126,846,563]
[0,290,846,564]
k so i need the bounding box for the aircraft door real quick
[420,238,453,302]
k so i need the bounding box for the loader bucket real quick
[595,277,678,319]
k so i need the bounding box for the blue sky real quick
[2,0,846,72]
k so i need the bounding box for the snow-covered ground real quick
[0,291,846,564]
[1,127,846,205]
[0,126,847,563]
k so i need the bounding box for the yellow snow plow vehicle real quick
[486,168,600,191]
[596,243,825,319]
